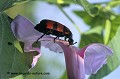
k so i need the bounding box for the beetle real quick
[34,19,77,45]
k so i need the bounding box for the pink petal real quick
[11,15,41,42]
[11,15,42,70]
[29,51,41,71]
[79,44,113,75]
[40,38,63,53]
[57,42,85,79]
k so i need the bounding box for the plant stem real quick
[57,4,82,34]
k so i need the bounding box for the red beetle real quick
[34,19,77,45]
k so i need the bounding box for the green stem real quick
[104,19,111,45]
[92,1,110,5]
[40,0,77,4]
[57,4,82,34]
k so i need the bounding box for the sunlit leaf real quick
[104,19,111,45]
[89,26,120,79]
[9,75,23,79]
[85,26,102,34]
[108,1,120,7]
[0,0,28,12]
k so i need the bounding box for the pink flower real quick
[11,15,113,79]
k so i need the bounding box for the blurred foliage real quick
[0,0,120,79]
[108,0,120,7]
[74,7,112,28]
[110,15,120,40]
[5,1,37,23]
[74,10,106,28]
[79,33,103,48]
[76,0,99,16]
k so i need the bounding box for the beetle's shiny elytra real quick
[34,19,77,45]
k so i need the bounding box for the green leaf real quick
[79,33,103,48]
[85,26,102,34]
[109,15,120,41]
[79,26,103,48]
[74,10,106,28]
[0,12,37,78]
[89,26,120,79]
[76,0,99,17]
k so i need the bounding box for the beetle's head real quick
[68,38,77,45]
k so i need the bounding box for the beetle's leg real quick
[64,37,67,41]
[36,30,52,43]
[36,33,46,43]
[54,37,59,43]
